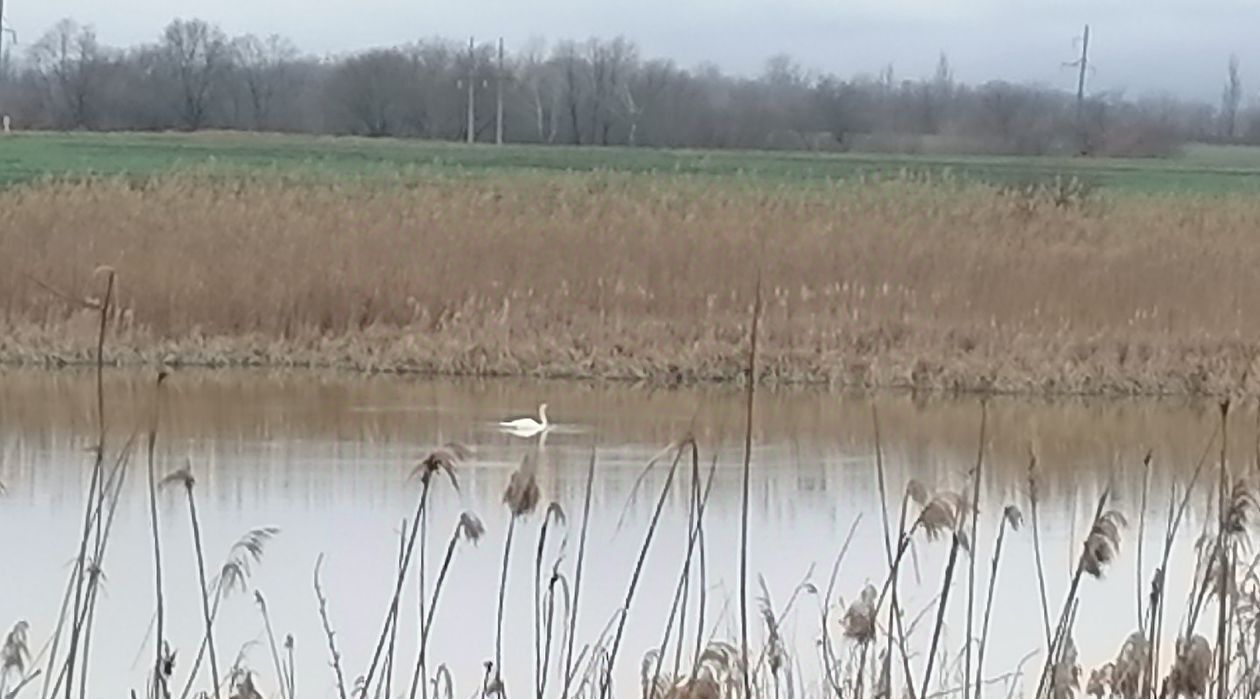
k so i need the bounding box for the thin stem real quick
[560,449,596,699]
[535,511,554,699]
[417,498,429,699]
[383,521,408,699]
[1215,401,1230,699]
[922,535,962,695]
[1034,489,1109,699]
[1136,451,1152,636]
[256,594,286,699]
[1148,425,1216,697]
[819,516,863,698]
[411,522,464,699]
[975,518,1009,699]
[147,373,168,699]
[494,517,519,690]
[739,269,762,699]
[63,270,113,699]
[362,482,432,697]
[873,405,893,566]
[314,555,349,699]
[1027,450,1052,649]
[601,442,684,698]
[186,483,221,699]
[653,450,716,691]
[964,400,987,699]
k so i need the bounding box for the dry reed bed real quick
[5,173,1260,395]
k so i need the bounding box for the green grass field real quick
[5,130,1260,193]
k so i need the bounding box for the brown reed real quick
[6,173,1260,396]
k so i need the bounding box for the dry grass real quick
[5,173,1260,394]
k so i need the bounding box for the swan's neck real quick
[538,405,549,426]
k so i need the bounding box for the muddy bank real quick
[5,321,1258,397]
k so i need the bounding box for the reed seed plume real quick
[410,444,471,490]
[1050,637,1081,699]
[841,585,878,644]
[1086,665,1111,698]
[916,490,967,543]
[1083,510,1128,578]
[228,671,262,699]
[1165,635,1212,699]
[218,527,281,597]
[1004,505,1025,530]
[1103,634,1154,699]
[905,480,930,509]
[755,577,785,678]
[1,621,29,680]
[459,513,486,543]
[504,453,541,519]
[1224,477,1257,540]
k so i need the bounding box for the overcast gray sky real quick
[9,0,1253,102]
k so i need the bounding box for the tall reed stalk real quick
[651,444,715,692]
[963,400,986,699]
[409,513,484,699]
[975,505,1021,696]
[181,470,221,699]
[496,452,541,694]
[147,372,169,699]
[1034,489,1118,699]
[314,554,349,699]
[738,271,763,699]
[922,530,963,694]
[601,441,684,698]
[560,450,597,699]
[255,593,286,699]
[382,522,408,699]
[62,269,114,699]
[1214,401,1231,699]
[1027,449,1052,648]
[1145,428,1214,698]
[534,503,566,699]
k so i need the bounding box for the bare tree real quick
[1222,54,1242,141]
[326,49,415,137]
[0,16,1218,156]
[28,18,104,128]
[159,18,230,130]
[232,33,297,130]
[917,52,953,134]
[516,37,555,142]
[553,41,585,145]
[587,37,637,145]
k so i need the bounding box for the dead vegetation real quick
[4,173,1260,394]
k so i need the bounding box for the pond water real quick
[0,369,1241,698]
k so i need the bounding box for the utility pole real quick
[1074,24,1090,154]
[466,36,475,144]
[495,37,504,145]
[0,0,7,80]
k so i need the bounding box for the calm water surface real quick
[0,369,1239,697]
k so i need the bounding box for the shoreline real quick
[4,329,1256,398]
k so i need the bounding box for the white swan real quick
[499,403,550,437]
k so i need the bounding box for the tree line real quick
[2,17,1256,156]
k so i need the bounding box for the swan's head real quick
[538,402,549,418]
